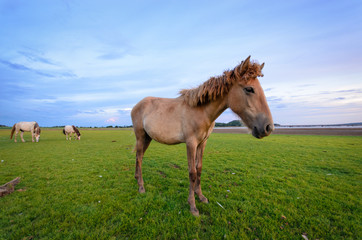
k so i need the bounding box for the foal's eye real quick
[244,87,255,94]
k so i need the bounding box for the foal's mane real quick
[72,125,81,136]
[34,122,41,134]
[179,59,264,107]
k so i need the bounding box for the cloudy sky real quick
[1,0,361,127]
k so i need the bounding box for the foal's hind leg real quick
[195,140,208,203]
[135,132,152,193]
[14,130,18,142]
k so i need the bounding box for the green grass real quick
[0,129,361,239]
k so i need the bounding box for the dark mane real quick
[34,122,41,134]
[72,125,81,136]
[179,59,264,107]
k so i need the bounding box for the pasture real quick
[0,128,361,239]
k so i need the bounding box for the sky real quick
[1,0,361,127]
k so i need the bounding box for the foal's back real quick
[64,125,74,133]
[17,121,36,131]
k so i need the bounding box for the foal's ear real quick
[260,62,265,70]
[239,55,251,75]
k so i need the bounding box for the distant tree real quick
[215,120,244,127]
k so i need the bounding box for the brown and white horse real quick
[131,56,274,216]
[10,121,41,142]
[63,125,81,140]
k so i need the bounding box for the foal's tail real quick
[62,129,66,135]
[10,124,16,139]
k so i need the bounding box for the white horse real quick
[63,125,81,140]
[10,121,41,142]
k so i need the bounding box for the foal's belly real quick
[143,117,184,145]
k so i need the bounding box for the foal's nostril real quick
[252,126,260,138]
[265,124,272,134]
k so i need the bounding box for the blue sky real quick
[1,0,361,127]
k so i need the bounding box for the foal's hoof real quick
[138,186,145,193]
[190,208,200,217]
[199,196,209,204]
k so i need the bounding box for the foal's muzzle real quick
[252,124,273,139]
[251,116,274,139]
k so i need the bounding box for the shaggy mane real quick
[72,125,81,136]
[34,122,41,134]
[179,60,264,107]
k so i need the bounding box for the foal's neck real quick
[203,95,228,123]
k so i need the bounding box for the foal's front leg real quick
[195,140,208,203]
[20,131,25,142]
[187,142,199,216]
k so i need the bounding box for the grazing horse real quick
[131,56,274,216]
[63,125,81,140]
[10,121,41,143]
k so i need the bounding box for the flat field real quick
[0,128,361,239]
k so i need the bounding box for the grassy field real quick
[0,128,361,239]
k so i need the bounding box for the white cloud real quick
[105,117,118,123]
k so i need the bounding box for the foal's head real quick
[227,56,273,138]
